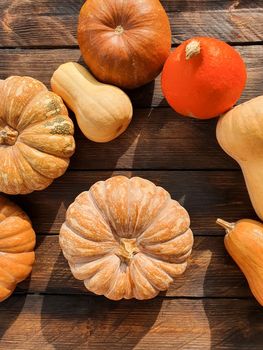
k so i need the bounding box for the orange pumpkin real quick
[78,0,171,89]
[0,76,75,194]
[60,176,194,300]
[161,37,247,119]
[0,197,36,302]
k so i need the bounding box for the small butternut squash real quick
[51,62,133,143]
[216,96,263,220]
[217,218,263,306]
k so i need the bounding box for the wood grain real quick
[0,1,263,47]
[0,46,262,108]
[15,235,249,298]
[0,295,262,349]
[70,110,237,170]
[13,170,256,235]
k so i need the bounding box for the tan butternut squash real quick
[217,218,263,306]
[51,62,133,143]
[216,96,263,220]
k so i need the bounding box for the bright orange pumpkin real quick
[161,37,247,119]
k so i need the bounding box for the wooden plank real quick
[0,295,262,349]
[70,111,237,170]
[13,170,256,235]
[0,1,263,47]
[16,235,249,298]
[0,46,262,108]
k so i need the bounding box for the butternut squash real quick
[216,96,263,220]
[217,218,263,306]
[51,62,133,143]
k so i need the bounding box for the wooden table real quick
[1,1,263,349]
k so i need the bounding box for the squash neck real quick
[216,218,235,233]
[51,62,99,111]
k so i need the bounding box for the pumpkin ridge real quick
[64,221,116,245]
[103,258,124,297]
[128,177,157,236]
[137,249,187,265]
[11,146,33,194]
[145,255,187,279]
[139,224,191,247]
[3,77,47,130]
[88,186,119,240]
[134,253,172,291]
[13,144,52,184]
[18,135,73,161]
[18,113,72,139]
[87,190,116,239]
[142,228,193,257]
[0,265,16,284]
[130,260,158,299]
[0,237,36,254]
[10,146,28,193]
[136,192,171,238]
[16,142,69,180]
[16,89,50,132]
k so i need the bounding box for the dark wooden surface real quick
[0,0,263,349]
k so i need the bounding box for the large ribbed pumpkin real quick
[0,76,75,194]
[60,176,194,300]
[0,197,36,302]
[77,0,171,89]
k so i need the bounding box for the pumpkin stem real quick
[115,25,124,35]
[186,40,201,60]
[216,218,235,232]
[0,125,18,146]
[117,238,139,263]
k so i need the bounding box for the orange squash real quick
[217,218,263,306]
[162,37,247,119]
[0,197,36,302]
[60,176,194,300]
[0,76,75,194]
[78,0,171,89]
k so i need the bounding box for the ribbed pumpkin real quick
[60,176,194,300]
[0,196,36,302]
[0,76,75,194]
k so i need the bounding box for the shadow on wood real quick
[40,252,163,349]
[0,294,26,341]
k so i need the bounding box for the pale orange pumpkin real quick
[0,76,75,194]
[0,196,36,302]
[60,176,194,300]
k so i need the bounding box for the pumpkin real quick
[60,176,194,300]
[0,196,35,302]
[51,62,133,143]
[77,0,171,89]
[161,37,247,119]
[217,218,263,306]
[0,76,75,195]
[216,96,263,220]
